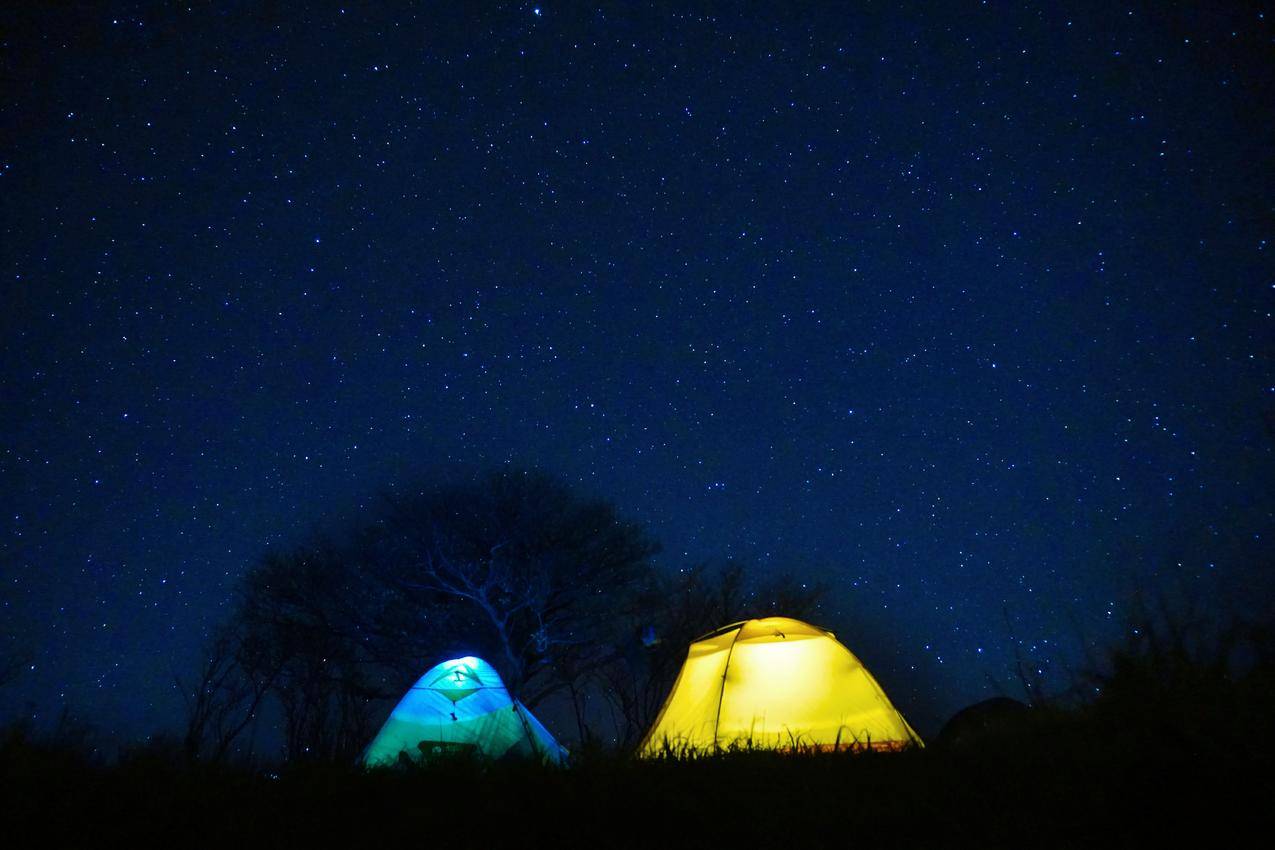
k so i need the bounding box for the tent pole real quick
[711,626,744,753]
[512,699,542,758]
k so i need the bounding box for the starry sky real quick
[2,2,1272,740]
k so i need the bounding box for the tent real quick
[362,655,568,766]
[639,616,922,755]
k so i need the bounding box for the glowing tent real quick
[639,616,922,755]
[363,656,567,766]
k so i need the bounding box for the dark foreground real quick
[4,699,1273,849]
[8,622,1275,848]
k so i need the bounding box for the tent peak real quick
[692,615,832,644]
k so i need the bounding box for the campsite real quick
[4,2,1273,846]
[4,597,1273,846]
[2,471,1272,844]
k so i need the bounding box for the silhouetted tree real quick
[234,545,389,762]
[178,621,277,762]
[364,469,661,705]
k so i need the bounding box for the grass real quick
[3,710,1271,848]
[4,615,1274,847]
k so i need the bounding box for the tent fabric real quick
[639,616,922,755]
[363,656,568,766]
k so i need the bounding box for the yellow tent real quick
[639,616,922,755]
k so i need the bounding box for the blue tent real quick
[363,656,567,765]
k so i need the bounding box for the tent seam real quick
[712,624,745,751]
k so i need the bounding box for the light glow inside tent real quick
[363,655,567,766]
[639,616,922,755]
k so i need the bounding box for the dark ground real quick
[6,612,1274,847]
[4,682,1272,848]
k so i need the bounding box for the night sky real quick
[2,2,1272,741]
